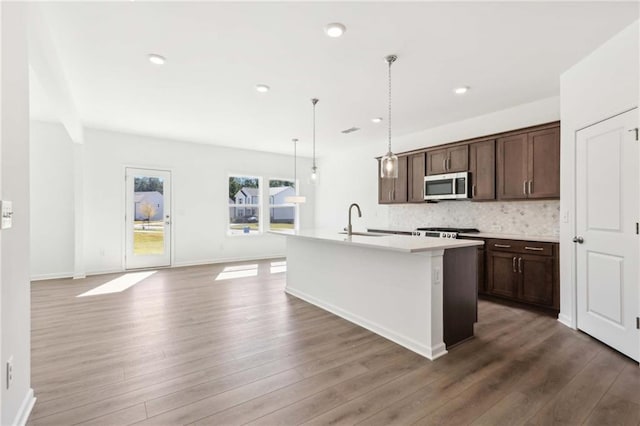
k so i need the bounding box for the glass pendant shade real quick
[310,166,318,184]
[285,195,306,203]
[381,151,399,179]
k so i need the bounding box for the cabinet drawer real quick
[486,239,554,256]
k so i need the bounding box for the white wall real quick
[316,96,560,233]
[30,122,75,279]
[30,123,315,277]
[1,2,35,424]
[559,21,639,328]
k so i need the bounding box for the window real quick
[269,179,296,232]
[228,176,260,235]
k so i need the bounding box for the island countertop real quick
[269,229,484,253]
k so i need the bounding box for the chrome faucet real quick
[347,203,362,236]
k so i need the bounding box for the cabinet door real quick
[407,153,425,203]
[447,145,469,172]
[519,254,554,307]
[497,134,528,200]
[528,127,560,199]
[393,156,408,203]
[469,140,495,200]
[426,148,448,175]
[378,160,394,204]
[487,251,518,298]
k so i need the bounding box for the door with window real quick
[125,168,171,269]
[576,108,639,361]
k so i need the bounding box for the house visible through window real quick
[228,176,260,235]
[268,179,296,232]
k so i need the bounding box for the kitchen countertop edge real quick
[269,230,484,253]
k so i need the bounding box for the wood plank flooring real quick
[29,259,639,425]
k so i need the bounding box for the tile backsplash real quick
[389,200,560,236]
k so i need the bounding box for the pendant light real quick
[284,138,306,204]
[380,54,398,179]
[310,98,319,184]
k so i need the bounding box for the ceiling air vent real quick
[341,127,361,134]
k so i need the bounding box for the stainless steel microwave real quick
[424,172,470,200]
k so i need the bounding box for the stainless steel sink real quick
[338,231,385,237]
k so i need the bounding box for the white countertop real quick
[269,229,484,253]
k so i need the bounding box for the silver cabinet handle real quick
[528,180,533,195]
[512,257,517,273]
[472,185,477,198]
[523,181,527,195]
[525,246,544,251]
[447,157,451,171]
[443,158,447,171]
[518,257,523,274]
[494,244,511,248]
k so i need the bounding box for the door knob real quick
[572,236,584,244]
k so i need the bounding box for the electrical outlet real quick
[6,356,13,389]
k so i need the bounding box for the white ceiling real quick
[31,1,638,157]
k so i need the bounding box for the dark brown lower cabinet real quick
[484,239,559,311]
[487,251,519,298]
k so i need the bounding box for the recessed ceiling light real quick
[148,54,166,65]
[371,117,383,123]
[255,84,270,93]
[325,23,346,38]
[453,86,469,95]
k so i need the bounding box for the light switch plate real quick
[1,201,13,229]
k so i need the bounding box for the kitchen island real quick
[271,230,484,360]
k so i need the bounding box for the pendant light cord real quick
[388,57,392,153]
[293,138,297,191]
[311,98,318,170]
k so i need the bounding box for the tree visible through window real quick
[228,176,260,235]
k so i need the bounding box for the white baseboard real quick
[13,388,36,426]
[286,287,446,361]
[30,272,75,281]
[557,313,576,329]
[173,254,285,268]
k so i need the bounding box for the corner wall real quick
[1,2,35,424]
[559,20,639,328]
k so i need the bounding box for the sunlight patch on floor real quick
[270,260,287,274]
[215,264,258,281]
[77,271,157,297]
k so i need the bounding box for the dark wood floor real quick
[29,259,639,425]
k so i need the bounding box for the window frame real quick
[227,174,263,236]
[268,177,299,233]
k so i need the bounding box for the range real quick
[413,227,480,239]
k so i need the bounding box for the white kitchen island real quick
[271,230,484,360]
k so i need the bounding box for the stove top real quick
[415,227,480,233]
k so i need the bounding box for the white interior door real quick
[125,168,171,270]
[576,108,639,361]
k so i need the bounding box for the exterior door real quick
[576,108,639,361]
[125,168,171,269]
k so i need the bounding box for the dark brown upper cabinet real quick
[527,127,560,199]
[426,145,469,175]
[469,140,495,201]
[378,155,408,204]
[497,126,559,200]
[407,152,426,203]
